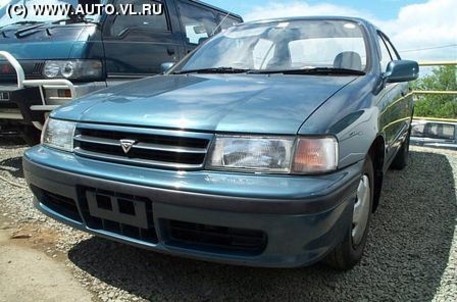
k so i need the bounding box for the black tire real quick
[390,127,411,170]
[21,125,41,146]
[324,156,374,270]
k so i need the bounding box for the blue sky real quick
[206,0,457,62]
[207,0,428,20]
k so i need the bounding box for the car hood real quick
[54,74,357,134]
[0,23,97,59]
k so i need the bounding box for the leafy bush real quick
[413,65,457,118]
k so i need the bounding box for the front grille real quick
[0,92,16,108]
[79,187,158,244]
[32,62,45,76]
[165,220,267,256]
[74,124,213,170]
[31,185,82,223]
[0,92,10,101]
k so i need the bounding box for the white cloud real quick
[380,0,457,62]
[0,0,9,9]
[244,0,457,62]
[245,2,375,22]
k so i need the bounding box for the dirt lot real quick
[0,138,456,302]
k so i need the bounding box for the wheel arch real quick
[367,135,385,212]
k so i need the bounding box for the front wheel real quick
[324,156,374,270]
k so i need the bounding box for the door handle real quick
[167,48,175,56]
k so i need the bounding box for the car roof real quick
[241,16,374,28]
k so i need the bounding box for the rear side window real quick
[441,124,456,140]
[177,1,217,45]
[288,37,366,70]
[110,0,169,37]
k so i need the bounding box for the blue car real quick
[23,17,419,270]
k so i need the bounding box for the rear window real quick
[289,37,366,69]
[110,0,169,36]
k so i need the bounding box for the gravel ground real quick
[0,137,456,302]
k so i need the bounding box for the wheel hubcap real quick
[352,175,371,246]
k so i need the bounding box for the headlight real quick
[207,136,295,173]
[207,135,338,174]
[43,62,60,78]
[41,118,76,152]
[43,60,102,80]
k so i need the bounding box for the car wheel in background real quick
[21,126,41,146]
[324,156,374,270]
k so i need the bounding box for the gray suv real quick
[411,119,457,150]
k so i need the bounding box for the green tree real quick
[413,65,457,118]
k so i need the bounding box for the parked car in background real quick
[24,17,418,270]
[0,0,242,144]
[411,118,457,150]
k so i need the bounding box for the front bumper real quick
[0,108,22,120]
[0,86,43,125]
[0,82,106,124]
[24,146,362,268]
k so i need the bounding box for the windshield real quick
[0,0,106,28]
[173,19,368,74]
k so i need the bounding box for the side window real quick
[384,37,401,60]
[424,123,438,137]
[177,2,217,45]
[411,123,425,137]
[378,34,393,72]
[110,0,169,37]
[442,124,456,140]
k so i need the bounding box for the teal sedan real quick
[24,17,418,270]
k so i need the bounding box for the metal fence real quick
[413,61,457,96]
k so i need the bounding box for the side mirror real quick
[161,62,175,73]
[385,60,419,83]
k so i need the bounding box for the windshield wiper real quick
[0,21,43,30]
[173,67,251,74]
[250,67,365,76]
[51,17,96,25]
